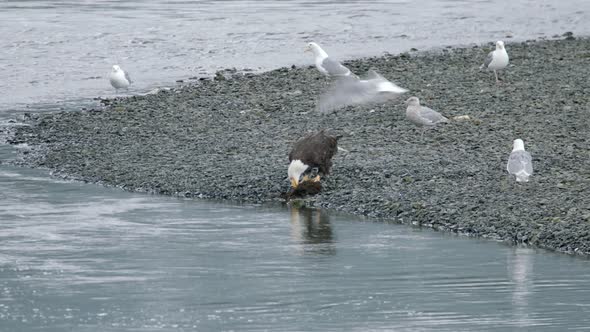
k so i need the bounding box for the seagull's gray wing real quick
[124,70,132,84]
[365,69,381,80]
[317,77,372,113]
[507,151,533,175]
[406,106,424,126]
[366,69,408,93]
[481,51,494,69]
[317,70,406,113]
[321,57,352,77]
[417,106,449,125]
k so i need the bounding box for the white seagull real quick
[318,69,407,113]
[506,139,533,182]
[480,40,509,83]
[109,65,131,90]
[405,97,449,139]
[304,42,353,77]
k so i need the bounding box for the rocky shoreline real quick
[6,36,590,255]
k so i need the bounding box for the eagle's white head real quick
[288,159,308,188]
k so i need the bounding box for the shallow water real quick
[1,152,590,331]
[1,0,589,111]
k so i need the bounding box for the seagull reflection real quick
[289,207,335,256]
[508,247,534,327]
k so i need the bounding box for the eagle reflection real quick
[290,207,335,255]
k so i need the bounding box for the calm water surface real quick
[1,146,590,331]
[0,0,589,110]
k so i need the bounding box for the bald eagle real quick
[288,130,339,188]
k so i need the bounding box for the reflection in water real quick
[508,247,534,327]
[4,164,590,330]
[290,207,335,255]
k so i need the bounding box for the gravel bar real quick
[7,36,590,255]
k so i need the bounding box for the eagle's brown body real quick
[288,130,339,176]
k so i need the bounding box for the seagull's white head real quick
[288,159,308,188]
[304,42,317,52]
[496,41,505,50]
[304,42,327,57]
[512,139,525,152]
[405,96,420,106]
[112,65,121,72]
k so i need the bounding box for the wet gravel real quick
[7,36,590,255]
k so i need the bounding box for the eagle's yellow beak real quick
[290,177,299,188]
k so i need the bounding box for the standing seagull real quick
[405,97,449,139]
[109,65,131,90]
[480,40,509,83]
[304,42,353,77]
[288,130,339,188]
[506,139,533,182]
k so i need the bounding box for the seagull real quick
[304,42,354,77]
[405,97,449,139]
[317,69,408,113]
[480,40,509,83]
[506,139,533,182]
[109,65,131,90]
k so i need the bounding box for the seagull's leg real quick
[420,128,425,141]
[494,70,499,83]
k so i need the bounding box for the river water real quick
[2,1,590,331]
[2,150,590,331]
[1,0,589,111]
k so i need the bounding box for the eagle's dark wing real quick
[289,130,339,175]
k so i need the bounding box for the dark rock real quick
[563,31,576,40]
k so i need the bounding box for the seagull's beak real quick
[304,46,311,53]
[290,177,299,188]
